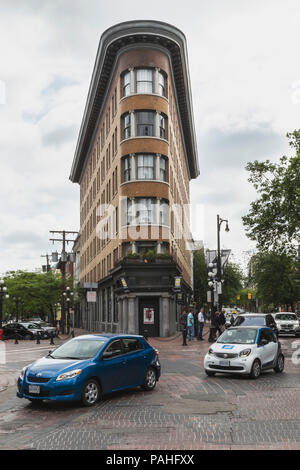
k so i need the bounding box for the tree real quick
[3,270,65,321]
[248,251,299,311]
[242,130,300,256]
[221,262,244,306]
[193,249,208,307]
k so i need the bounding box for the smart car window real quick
[123,338,143,353]
[217,328,257,344]
[235,316,266,326]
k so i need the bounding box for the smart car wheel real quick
[205,370,216,377]
[274,354,284,373]
[81,379,101,407]
[250,359,261,379]
[142,367,157,391]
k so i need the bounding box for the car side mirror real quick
[102,351,114,360]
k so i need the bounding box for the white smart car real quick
[204,326,284,379]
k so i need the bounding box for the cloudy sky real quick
[0,0,300,274]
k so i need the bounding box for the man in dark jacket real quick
[180,310,188,346]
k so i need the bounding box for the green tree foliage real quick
[222,262,244,306]
[3,270,66,321]
[242,130,300,256]
[248,252,299,310]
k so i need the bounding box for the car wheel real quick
[142,367,157,391]
[81,379,101,407]
[205,370,216,377]
[250,359,261,379]
[274,354,284,373]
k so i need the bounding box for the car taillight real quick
[154,348,159,358]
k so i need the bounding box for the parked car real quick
[19,323,48,339]
[3,323,43,341]
[271,312,300,337]
[233,313,278,337]
[17,334,161,406]
[32,321,58,338]
[204,326,284,379]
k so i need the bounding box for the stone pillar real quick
[161,295,171,337]
[154,68,160,94]
[123,297,128,334]
[130,153,136,180]
[131,241,137,254]
[130,68,135,94]
[128,297,136,334]
[155,111,160,138]
[155,154,161,180]
[156,197,161,225]
[130,111,135,138]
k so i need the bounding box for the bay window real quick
[136,69,154,94]
[136,111,155,137]
[137,154,155,179]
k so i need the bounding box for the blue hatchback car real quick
[17,334,161,406]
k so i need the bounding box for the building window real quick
[137,154,154,179]
[160,156,167,181]
[122,113,131,139]
[158,71,166,96]
[136,69,153,94]
[123,71,131,97]
[159,114,167,139]
[123,156,131,182]
[136,111,155,137]
[160,199,169,225]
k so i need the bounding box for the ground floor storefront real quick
[77,259,192,337]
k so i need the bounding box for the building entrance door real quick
[138,298,159,337]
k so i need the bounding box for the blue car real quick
[17,334,161,406]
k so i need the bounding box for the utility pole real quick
[41,254,51,272]
[49,230,78,334]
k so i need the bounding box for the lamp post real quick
[217,215,230,311]
[207,263,216,342]
[0,280,9,330]
[63,287,74,335]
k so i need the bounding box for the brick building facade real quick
[70,21,199,336]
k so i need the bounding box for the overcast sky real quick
[0,0,300,274]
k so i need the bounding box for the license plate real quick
[29,385,40,394]
[219,360,230,366]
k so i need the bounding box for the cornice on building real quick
[69,20,199,184]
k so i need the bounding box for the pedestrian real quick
[180,310,188,346]
[197,307,205,340]
[187,310,194,341]
[219,309,226,334]
[208,309,217,342]
[193,310,198,340]
[215,311,223,337]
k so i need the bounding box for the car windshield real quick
[275,314,297,321]
[234,316,266,326]
[217,328,257,344]
[51,339,106,360]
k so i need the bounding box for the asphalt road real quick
[0,333,299,450]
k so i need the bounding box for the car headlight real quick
[20,367,27,379]
[239,349,251,357]
[56,369,82,381]
[208,348,214,356]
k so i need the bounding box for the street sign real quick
[83,282,98,289]
[87,291,97,303]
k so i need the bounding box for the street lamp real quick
[217,215,230,311]
[63,287,74,334]
[0,280,9,330]
[13,297,22,322]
